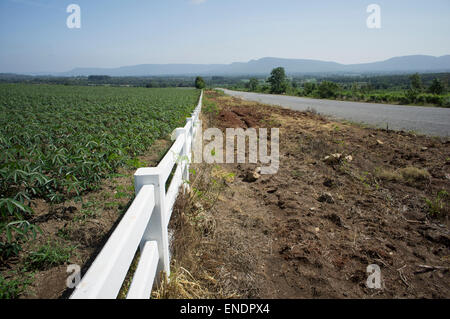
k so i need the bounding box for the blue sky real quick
[0,0,449,73]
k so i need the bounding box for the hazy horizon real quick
[1,0,450,73]
[3,54,447,77]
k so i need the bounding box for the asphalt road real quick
[219,89,450,137]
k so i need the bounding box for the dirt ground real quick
[165,90,450,299]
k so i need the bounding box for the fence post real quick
[134,168,170,278]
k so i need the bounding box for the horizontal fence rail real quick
[70,90,203,299]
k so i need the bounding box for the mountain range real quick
[34,55,450,77]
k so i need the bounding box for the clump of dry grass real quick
[376,166,430,186]
[152,266,219,299]
[398,166,430,184]
[376,169,403,182]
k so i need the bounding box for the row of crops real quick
[0,83,200,260]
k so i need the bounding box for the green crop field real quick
[0,83,199,263]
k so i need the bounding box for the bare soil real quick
[166,90,450,299]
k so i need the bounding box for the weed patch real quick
[25,240,76,271]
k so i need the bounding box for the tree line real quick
[1,71,448,106]
[229,68,450,107]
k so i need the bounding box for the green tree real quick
[248,78,259,91]
[428,78,444,95]
[409,73,423,91]
[318,81,339,98]
[303,82,317,96]
[195,76,206,89]
[268,67,288,94]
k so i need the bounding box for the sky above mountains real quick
[1,0,449,73]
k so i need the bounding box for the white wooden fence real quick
[70,90,203,299]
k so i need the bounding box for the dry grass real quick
[376,169,403,182]
[376,166,430,186]
[151,160,239,299]
[150,104,254,299]
[399,166,431,184]
[152,266,219,299]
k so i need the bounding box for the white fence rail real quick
[70,90,203,299]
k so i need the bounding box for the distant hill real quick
[31,55,450,76]
[344,55,450,73]
[58,64,224,77]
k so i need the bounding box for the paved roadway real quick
[219,89,450,137]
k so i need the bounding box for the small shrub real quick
[317,81,339,98]
[442,97,450,108]
[399,95,411,105]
